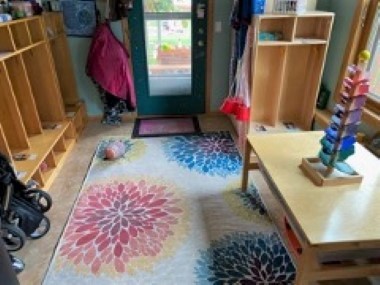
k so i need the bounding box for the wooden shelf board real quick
[258,41,292,46]
[293,39,327,45]
[0,52,14,61]
[257,12,334,19]
[295,12,335,18]
[0,16,41,28]
[249,120,303,134]
[258,39,327,46]
[0,41,44,62]
[13,120,70,183]
[258,14,296,19]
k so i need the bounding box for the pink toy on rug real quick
[105,141,126,160]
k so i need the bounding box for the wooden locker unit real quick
[231,12,334,142]
[0,14,86,190]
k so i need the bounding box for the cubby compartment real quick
[53,137,67,165]
[258,16,295,42]
[0,26,15,58]
[9,22,31,49]
[251,46,287,125]
[4,55,42,135]
[63,122,76,148]
[13,121,71,184]
[41,151,56,182]
[50,35,80,105]
[32,168,45,188]
[295,16,333,41]
[279,45,326,129]
[22,44,66,123]
[27,18,44,43]
[65,102,86,136]
[0,62,29,151]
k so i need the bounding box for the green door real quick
[128,0,207,115]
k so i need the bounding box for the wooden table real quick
[241,131,380,284]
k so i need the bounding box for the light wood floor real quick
[17,115,375,285]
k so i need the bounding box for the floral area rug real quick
[43,132,296,285]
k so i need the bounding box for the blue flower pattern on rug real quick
[195,232,296,285]
[164,132,242,177]
[96,139,133,159]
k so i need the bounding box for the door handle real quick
[197,3,206,19]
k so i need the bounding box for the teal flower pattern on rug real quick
[163,132,241,177]
[195,232,296,285]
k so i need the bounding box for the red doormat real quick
[132,117,201,138]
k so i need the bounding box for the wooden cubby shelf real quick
[0,13,87,190]
[231,12,334,148]
[9,22,31,49]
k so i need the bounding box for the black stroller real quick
[0,152,52,252]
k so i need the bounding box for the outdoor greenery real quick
[145,20,191,65]
[144,0,175,12]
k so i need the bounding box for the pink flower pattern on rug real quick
[59,180,183,274]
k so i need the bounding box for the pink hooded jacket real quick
[86,22,136,109]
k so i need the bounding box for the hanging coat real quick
[86,22,136,110]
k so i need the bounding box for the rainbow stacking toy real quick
[300,51,371,187]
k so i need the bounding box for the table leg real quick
[295,248,319,285]
[241,138,251,192]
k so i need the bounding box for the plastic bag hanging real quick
[220,74,240,115]
[235,26,251,122]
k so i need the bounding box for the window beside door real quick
[143,0,192,96]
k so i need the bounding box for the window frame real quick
[359,0,380,115]
[334,0,380,120]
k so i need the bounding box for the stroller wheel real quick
[9,254,25,274]
[1,223,26,252]
[29,215,50,239]
[26,189,52,213]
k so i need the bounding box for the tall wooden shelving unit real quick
[231,12,334,143]
[43,12,87,136]
[0,13,86,190]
